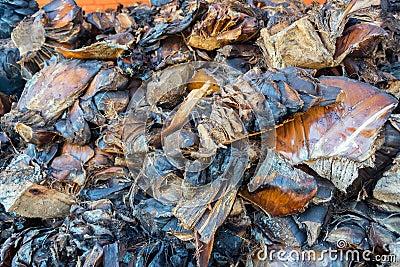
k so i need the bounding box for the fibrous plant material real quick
[0,0,400,266]
[258,0,388,70]
[188,1,259,50]
[3,59,102,129]
[373,153,400,204]
[0,0,39,39]
[240,152,317,217]
[276,77,398,191]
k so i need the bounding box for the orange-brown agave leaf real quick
[276,77,398,191]
[16,59,102,124]
[240,152,317,217]
[334,23,388,60]
[57,42,127,60]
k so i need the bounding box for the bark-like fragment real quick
[9,184,75,219]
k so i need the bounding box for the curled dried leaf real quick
[276,77,398,191]
[257,0,387,69]
[41,0,84,45]
[188,69,221,93]
[239,67,344,122]
[334,23,388,59]
[241,152,317,217]
[61,143,95,163]
[15,123,62,146]
[87,11,136,34]
[16,59,102,124]
[50,154,86,186]
[188,2,259,50]
[83,67,129,100]
[57,42,127,60]
[146,64,194,108]
[11,15,45,57]
[55,100,91,145]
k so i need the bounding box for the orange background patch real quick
[37,0,149,12]
[36,0,325,12]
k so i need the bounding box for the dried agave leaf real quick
[16,59,102,124]
[138,92,250,244]
[15,123,62,145]
[57,42,128,60]
[315,77,397,161]
[258,0,387,69]
[55,100,91,145]
[358,116,400,188]
[334,23,388,59]
[86,12,136,34]
[368,222,397,253]
[240,152,317,217]
[258,17,333,69]
[294,205,328,246]
[9,184,75,218]
[11,15,45,57]
[188,1,259,50]
[93,91,130,120]
[97,120,125,155]
[276,77,398,191]
[188,69,221,92]
[326,223,368,250]
[254,0,305,36]
[194,190,237,244]
[61,143,95,164]
[373,153,400,204]
[83,245,104,267]
[139,0,200,50]
[146,64,194,108]
[89,167,129,185]
[50,154,86,187]
[0,154,42,212]
[309,0,357,54]
[306,157,374,193]
[41,0,84,45]
[11,0,85,78]
[256,215,306,247]
[154,36,193,70]
[172,148,248,243]
[162,81,212,137]
[239,67,344,123]
[11,13,56,79]
[348,0,382,24]
[195,230,215,267]
[83,67,129,100]
[42,0,82,29]
[86,11,117,32]
[216,44,262,73]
